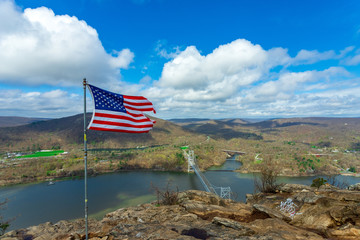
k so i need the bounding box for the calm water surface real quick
[1,158,359,231]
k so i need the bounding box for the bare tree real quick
[151,180,180,206]
[0,199,9,236]
[254,156,279,193]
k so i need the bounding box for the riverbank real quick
[0,145,229,188]
[236,168,360,178]
[0,167,185,188]
[3,184,360,239]
[1,157,358,188]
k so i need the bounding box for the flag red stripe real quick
[123,95,149,100]
[94,112,150,123]
[92,120,153,128]
[123,100,153,106]
[89,126,150,133]
[124,111,145,118]
[95,110,145,118]
[125,105,155,112]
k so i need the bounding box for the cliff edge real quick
[3,184,360,240]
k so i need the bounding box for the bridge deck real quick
[222,149,246,155]
[183,149,232,198]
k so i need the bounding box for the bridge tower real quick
[187,150,195,173]
[182,147,233,199]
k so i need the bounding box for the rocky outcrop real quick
[3,186,360,240]
[348,183,360,191]
[247,183,360,239]
[252,204,292,222]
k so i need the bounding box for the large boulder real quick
[250,183,360,239]
[278,183,312,193]
[249,218,324,240]
[252,204,292,222]
[348,183,360,191]
[326,223,360,240]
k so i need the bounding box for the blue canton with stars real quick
[88,85,127,113]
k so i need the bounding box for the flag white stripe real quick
[123,98,152,104]
[123,103,154,110]
[95,109,148,120]
[90,123,153,131]
[93,116,153,126]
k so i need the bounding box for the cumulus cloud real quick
[0,89,83,118]
[154,39,287,103]
[109,49,134,69]
[246,67,348,101]
[276,87,360,117]
[143,39,358,119]
[0,0,133,86]
[1,0,359,119]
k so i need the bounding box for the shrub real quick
[311,177,327,188]
[175,152,185,165]
[46,170,56,176]
[349,166,356,173]
[151,181,179,205]
[317,141,331,148]
[350,142,360,151]
[254,157,279,193]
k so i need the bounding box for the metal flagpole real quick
[83,78,88,240]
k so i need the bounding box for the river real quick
[1,157,359,231]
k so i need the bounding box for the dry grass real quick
[151,181,179,205]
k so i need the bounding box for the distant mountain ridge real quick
[0,113,202,152]
[0,116,50,127]
[168,118,211,123]
[1,115,360,152]
[171,117,360,144]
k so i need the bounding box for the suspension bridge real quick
[182,147,233,199]
[222,149,246,157]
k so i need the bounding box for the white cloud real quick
[155,41,181,59]
[109,49,134,69]
[292,49,336,65]
[342,54,360,66]
[146,40,356,119]
[155,39,285,102]
[291,46,356,66]
[144,45,354,118]
[0,89,83,118]
[224,84,360,119]
[0,0,134,86]
[281,88,360,117]
[243,67,349,103]
[144,39,359,119]
[339,46,355,58]
[1,1,359,119]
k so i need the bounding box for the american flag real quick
[87,84,156,133]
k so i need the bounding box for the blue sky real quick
[0,0,360,119]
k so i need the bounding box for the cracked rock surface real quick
[3,185,360,239]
